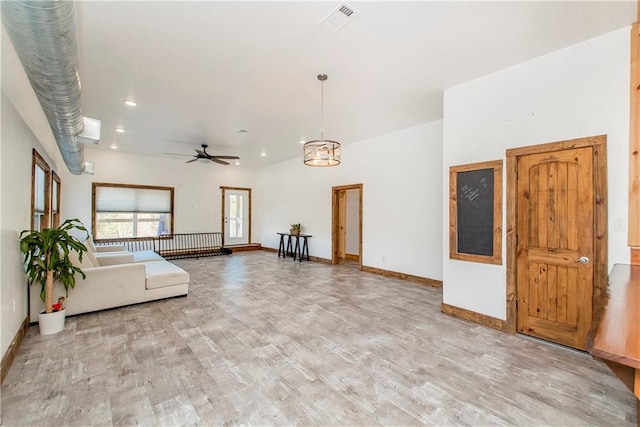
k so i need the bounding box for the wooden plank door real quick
[516,147,594,350]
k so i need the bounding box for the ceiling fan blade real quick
[211,158,230,165]
[195,149,206,156]
[211,155,240,160]
[185,158,198,163]
[164,152,193,157]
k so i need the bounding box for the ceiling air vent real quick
[319,2,360,35]
[338,4,355,17]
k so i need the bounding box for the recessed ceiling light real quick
[115,128,125,133]
[124,100,137,107]
[235,161,240,166]
[299,140,306,144]
[260,152,266,157]
[110,144,118,150]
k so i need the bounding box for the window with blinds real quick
[32,150,51,231]
[52,171,61,228]
[92,183,174,239]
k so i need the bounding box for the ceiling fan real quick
[164,144,240,165]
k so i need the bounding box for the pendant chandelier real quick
[303,73,341,167]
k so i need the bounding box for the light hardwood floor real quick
[1,251,636,426]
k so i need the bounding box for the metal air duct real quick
[2,0,93,175]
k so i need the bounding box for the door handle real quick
[576,256,590,264]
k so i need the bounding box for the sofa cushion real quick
[83,249,99,267]
[84,238,97,253]
[68,249,95,269]
[144,261,189,290]
[95,252,135,266]
[133,250,164,263]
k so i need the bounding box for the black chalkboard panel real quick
[450,160,502,265]
[456,168,494,256]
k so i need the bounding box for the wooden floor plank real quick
[1,252,636,426]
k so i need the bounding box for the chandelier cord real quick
[320,78,324,141]
[303,73,340,167]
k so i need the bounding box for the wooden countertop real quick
[590,264,640,369]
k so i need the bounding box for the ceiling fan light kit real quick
[303,73,341,167]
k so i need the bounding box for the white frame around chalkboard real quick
[449,159,503,265]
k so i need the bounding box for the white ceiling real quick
[75,1,637,168]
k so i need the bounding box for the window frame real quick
[31,149,51,231]
[91,182,175,241]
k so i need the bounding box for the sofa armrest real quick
[64,263,147,316]
[95,252,135,266]
[95,244,126,252]
[30,263,148,321]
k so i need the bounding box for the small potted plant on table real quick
[19,218,89,335]
[290,223,302,236]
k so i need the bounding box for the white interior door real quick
[224,188,250,245]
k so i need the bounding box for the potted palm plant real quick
[19,218,89,335]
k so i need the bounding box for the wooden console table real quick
[277,232,311,262]
[590,264,640,426]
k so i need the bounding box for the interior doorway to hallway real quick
[332,184,363,269]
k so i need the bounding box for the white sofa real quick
[94,250,164,265]
[85,238,165,264]
[29,245,189,322]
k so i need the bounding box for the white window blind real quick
[96,186,171,213]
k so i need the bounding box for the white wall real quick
[345,188,360,255]
[0,93,3,366]
[0,93,61,356]
[256,121,443,281]
[442,27,631,320]
[1,26,68,359]
[62,147,258,238]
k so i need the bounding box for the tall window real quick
[51,171,61,228]
[229,194,243,238]
[32,150,51,231]
[92,183,174,239]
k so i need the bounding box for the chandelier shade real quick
[303,73,341,167]
[303,139,341,166]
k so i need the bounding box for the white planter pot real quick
[38,309,66,335]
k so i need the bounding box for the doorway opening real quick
[332,184,363,269]
[220,186,251,246]
[505,135,607,350]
